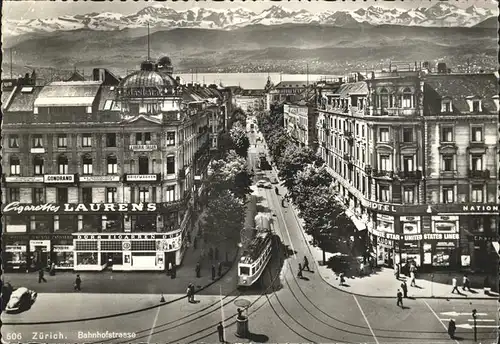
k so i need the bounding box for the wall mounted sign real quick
[125,174,159,182]
[44,174,75,183]
[129,144,157,151]
[3,202,158,214]
[5,245,27,252]
[75,232,180,240]
[79,176,120,182]
[5,176,44,183]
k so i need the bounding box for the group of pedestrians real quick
[451,275,473,293]
[37,267,82,291]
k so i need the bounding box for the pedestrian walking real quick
[168,261,173,276]
[462,275,472,291]
[410,271,416,287]
[38,268,47,283]
[396,289,403,308]
[187,284,193,303]
[297,263,303,279]
[303,256,311,272]
[447,319,456,339]
[211,264,216,280]
[196,262,201,278]
[171,263,177,279]
[394,263,400,280]
[74,274,81,291]
[217,321,225,343]
[401,281,408,298]
[339,272,346,286]
[190,283,196,302]
[218,262,222,277]
[49,262,56,276]
[451,277,459,294]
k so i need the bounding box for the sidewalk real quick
[2,208,238,295]
[292,203,498,300]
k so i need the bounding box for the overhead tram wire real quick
[269,182,460,337]
[114,236,286,343]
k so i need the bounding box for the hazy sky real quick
[3,0,498,20]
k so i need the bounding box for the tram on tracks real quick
[238,212,273,287]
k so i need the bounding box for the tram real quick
[238,212,273,287]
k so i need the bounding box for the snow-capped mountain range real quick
[4,3,496,37]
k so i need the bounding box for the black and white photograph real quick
[1,0,499,343]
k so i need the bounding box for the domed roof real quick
[119,70,177,89]
[158,56,172,67]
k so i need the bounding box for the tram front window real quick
[240,266,250,275]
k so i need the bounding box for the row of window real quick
[7,186,177,204]
[9,155,177,176]
[376,185,489,204]
[8,132,177,149]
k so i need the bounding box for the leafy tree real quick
[289,165,333,205]
[207,150,252,200]
[299,186,356,263]
[277,145,318,191]
[203,190,245,256]
[229,121,250,158]
[218,132,235,157]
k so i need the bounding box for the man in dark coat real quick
[74,274,81,291]
[396,289,403,308]
[218,262,222,277]
[217,321,225,343]
[297,263,303,279]
[401,281,408,298]
[303,256,311,272]
[38,268,47,283]
[448,319,456,339]
[211,264,216,280]
[196,262,201,278]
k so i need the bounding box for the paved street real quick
[2,126,497,344]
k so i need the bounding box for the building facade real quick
[283,100,317,148]
[316,68,498,272]
[233,89,265,113]
[2,57,228,272]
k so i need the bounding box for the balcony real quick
[343,153,351,161]
[372,170,394,179]
[371,108,418,117]
[365,165,373,174]
[398,170,422,180]
[468,169,490,179]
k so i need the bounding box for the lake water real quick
[176,72,341,90]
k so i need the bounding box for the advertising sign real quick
[125,174,159,182]
[44,174,75,183]
[79,176,120,182]
[53,245,74,252]
[5,176,44,183]
[3,201,158,214]
[129,144,157,151]
[75,233,180,240]
[5,245,27,252]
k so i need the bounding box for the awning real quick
[34,97,96,107]
[345,209,367,232]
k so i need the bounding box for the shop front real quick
[73,232,182,271]
[4,237,28,272]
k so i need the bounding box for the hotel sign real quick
[44,174,75,183]
[125,174,159,182]
[366,201,398,213]
[79,176,120,182]
[5,176,44,183]
[129,144,157,151]
[3,202,158,214]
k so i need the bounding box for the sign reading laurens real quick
[3,202,157,214]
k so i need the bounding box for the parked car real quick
[5,287,37,313]
[256,180,272,189]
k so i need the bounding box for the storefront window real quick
[376,215,394,233]
[30,215,52,232]
[432,245,454,266]
[56,215,76,233]
[4,239,28,271]
[5,215,27,232]
[102,214,122,232]
[132,215,157,232]
[55,252,74,268]
[469,217,484,233]
[76,252,98,265]
[164,211,178,232]
[82,215,101,232]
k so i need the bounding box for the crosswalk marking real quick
[456,323,498,329]
[441,311,488,317]
[468,319,495,322]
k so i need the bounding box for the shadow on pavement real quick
[247,333,269,342]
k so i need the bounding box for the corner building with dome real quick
[1,57,233,272]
